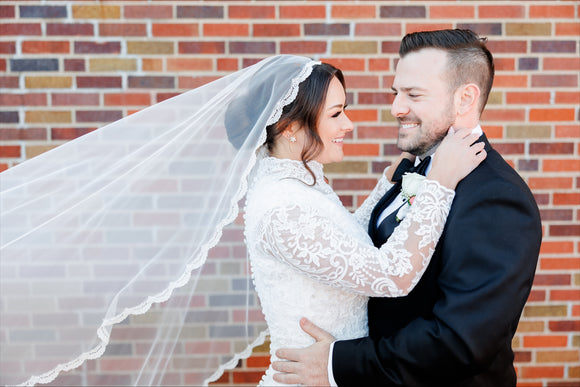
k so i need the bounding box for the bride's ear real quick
[282,122,302,142]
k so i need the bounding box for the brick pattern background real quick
[0,1,578,386]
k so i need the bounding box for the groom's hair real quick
[400,29,495,115]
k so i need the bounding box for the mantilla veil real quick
[0,55,320,386]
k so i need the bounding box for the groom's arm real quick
[333,171,542,385]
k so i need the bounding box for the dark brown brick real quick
[304,23,349,36]
[47,23,93,36]
[177,5,224,19]
[179,41,225,54]
[76,110,123,123]
[530,142,575,154]
[380,6,426,18]
[229,41,275,54]
[75,41,121,54]
[128,76,174,89]
[532,40,576,53]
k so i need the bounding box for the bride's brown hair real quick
[265,63,346,184]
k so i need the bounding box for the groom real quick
[272,29,542,386]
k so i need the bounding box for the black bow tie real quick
[391,156,431,182]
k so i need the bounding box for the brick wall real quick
[1,1,578,386]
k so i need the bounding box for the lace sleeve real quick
[353,168,393,227]
[256,179,454,297]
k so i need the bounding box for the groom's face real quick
[391,48,457,157]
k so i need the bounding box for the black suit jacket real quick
[333,135,542,386]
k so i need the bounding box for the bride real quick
[0,55,484,386]
[241,59,485,385]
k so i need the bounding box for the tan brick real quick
[523,305,568,317]
[569,365,580,378]
[506,23,551,36]
[25,76,72,89]
[487,91,503,105]
[573,273,580,286]
[89,58,137,72]
[25,111,71,124]
[516,320,545,333]
[381,110,396,122]
[332,41,377,54]
[142,58,163,72]
[325,161,369,174]
[506,125,551,139]
[72,5,120,19]
[127,41,174,55]
[537,350,579,363]
[25,144,59,159]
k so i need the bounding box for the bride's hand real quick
[427,127,487,190]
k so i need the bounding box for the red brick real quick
[0,76,18,88]
[544,57,580,71]
[486,40,527,53]
[530,5,575,18]
[530,142,575,155]
[506,92,551,105]
[52,93,99,106]
[406,23,453,34]
[530,109,576,122]
[232,371,263,384]
[217,58,238,71]
[344,143,380,157]
[355,23,401,37]
[556,22,580,36]
[528,176,573,190]
[550,225,580,237]
[519,366,565,379]
[77,76,122,88]
[554,193,580,206]
[532,74,578,88]
[524,335,568,348]
[494,57,516,71]
[152,23,198,37]
[254,24,301,37]
[280,41,327,54]
[0,93,47,106]
[555,125,580,138]
[22,41,69,54]
[124,5,172,19]
[0,23,41,36]
[99,23,147,37]
[0,145,21,158]
[280,5,325,19]
[534,274,571,286]
[0,128,46,141]
[51,128,95,140]
[104,93,151,106]
[333,178,379,191]
[493,74,528,88]
[481,109,526,122]
[47,23,93,36]
[549,321,580,332]
[543,159,580,172]
[0,42,14,54]
[556,91,580,104]
[430,5,475,18]
[203,23,249,37]
[369,58,390,71]
[332,5,375,18]
[0,5,15,18]
[540,241,574,254]
[246,355,270,368]
[229,5,275,19]
[540,209,573,222]
[178,76,220,89]
[550,290,580,301]
[320,58,365,72]
[479,5,524,18]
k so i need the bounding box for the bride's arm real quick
[256,179,454,297]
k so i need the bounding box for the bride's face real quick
[313,76,353,164]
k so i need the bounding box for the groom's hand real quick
[272,318,335,386]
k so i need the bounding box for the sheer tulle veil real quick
[0,55,320,386]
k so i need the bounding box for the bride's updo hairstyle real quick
[265,62,345,184]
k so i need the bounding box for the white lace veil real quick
[0,55,320,386]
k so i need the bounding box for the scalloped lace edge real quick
[18,59,320,387]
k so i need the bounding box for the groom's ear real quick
[454,83,480,116]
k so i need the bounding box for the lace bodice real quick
[244,154,454,385]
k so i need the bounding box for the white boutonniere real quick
[396,172,425,222]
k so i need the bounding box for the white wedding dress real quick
[244,153,455,386]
